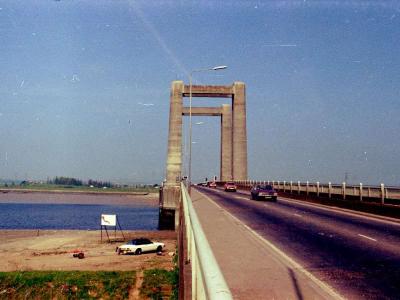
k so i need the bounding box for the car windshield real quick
[260,185,273,190]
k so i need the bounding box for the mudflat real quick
[0,230,176,272]
[0,191,159,206]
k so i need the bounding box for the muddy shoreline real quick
[0,191,159,207]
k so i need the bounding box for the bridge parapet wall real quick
[179,183,232,299]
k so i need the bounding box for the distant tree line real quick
[46,177,114,188]
[48,177,83,186]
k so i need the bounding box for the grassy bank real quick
[0,271,135,299]
[0,268,179,299]
[141,269,178,300]
[141,251,179,300]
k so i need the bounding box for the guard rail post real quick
[290,181,293,194]
[381,183,385,205]
[359,183,363,202]
[328,182,332,199]
[298,181,301,195]
[342,182,346,200]
[306,181,309,196]
[316,182,320,197]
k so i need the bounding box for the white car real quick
[116,238,165,255]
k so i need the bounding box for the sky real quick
[0,0,399,185]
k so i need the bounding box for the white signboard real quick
[101,214,116,226]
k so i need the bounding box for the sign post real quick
[100,214,125,243]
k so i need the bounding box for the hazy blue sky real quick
[1,1,399,185]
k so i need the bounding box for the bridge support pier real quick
[160,81,184,230]
[159,185,181,230]
[232,82,247,180]
[221,104,233,181]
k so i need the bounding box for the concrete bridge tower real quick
[159,81,247,229]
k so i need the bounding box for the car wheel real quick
[135,248,142,255]
[273,196,277,202]
[156,246,162,252]
[250,193,254,200]
[78,252,84,259]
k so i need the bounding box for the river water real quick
[0,193,159,230]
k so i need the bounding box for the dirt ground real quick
[0,230,177,272]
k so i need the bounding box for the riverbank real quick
[0,188,156,196]
[0,190,176,299]
[0,191,159,207]
[0,230,176,272]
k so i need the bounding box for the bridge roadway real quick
[192,186,400,299]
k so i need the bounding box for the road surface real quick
[196,186,400,299]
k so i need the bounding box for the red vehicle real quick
[208,181,217,188]
[224,182,237,192]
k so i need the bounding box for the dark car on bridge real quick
[250,184,278,201]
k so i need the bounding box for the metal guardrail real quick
[234,180,400,205]
[181,183,232,300]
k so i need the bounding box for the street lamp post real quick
[188,65,227,194]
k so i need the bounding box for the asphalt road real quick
[196,186,400,299]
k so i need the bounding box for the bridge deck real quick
[191,188,338,299]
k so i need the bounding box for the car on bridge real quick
[116,238,165,255]
[207,181,217,188]
[224,181,237,192]
[250,184,278,201]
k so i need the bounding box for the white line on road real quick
[358,234,377,242]
[294,213,302,217]
[277,196,400,226]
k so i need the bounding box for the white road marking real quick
[266,195,400,227]
[199,191,345,300]
[358,234,377,242]
[294,213,302,217]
